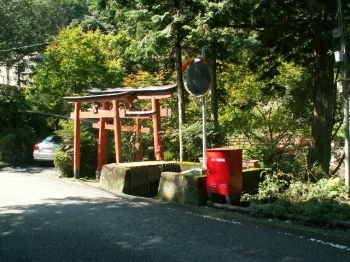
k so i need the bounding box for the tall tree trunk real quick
[210,41,218,126]
[174,0,185,161]
[306,0,335,174]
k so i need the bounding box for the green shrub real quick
[54,151,73,177]
[0,128,35,166]
[0,161,9,168]
[106,131,155,163]
[55,121,97,178]
[181,122,228,162]
[164,150,178,161]
[0,85,38,166]
[285,177,349,201]
[256,171,289,201]
[249,172,350,224]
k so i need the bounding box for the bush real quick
[0,85,37,166]
[54,121,97,178]
[248,172,350,224]
[0,128,35,166]
[0,161,9,168]
[256,171,289,201]
[181,122,228,162]
[118,132,154,162]
[54,151,73,177]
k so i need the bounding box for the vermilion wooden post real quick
[135,118,142,161]
[73,102,81,179]
[152,98,164,160]
[102,101,109,165]
[113,100,122,163]
[97,101,109,178]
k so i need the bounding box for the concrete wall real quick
[99,161,181,197]
[157,171,207,206]
[99,162,265,206]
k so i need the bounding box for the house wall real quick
[0,56,33,87]
[0,65,16,86]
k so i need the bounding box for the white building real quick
[0,56,33,87]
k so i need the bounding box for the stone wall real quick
[157,168,265,205]
[157,171,207,206]
[99,161,181,196]
[99,164,131,195]
[99,161,265,206]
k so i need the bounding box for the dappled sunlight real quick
[0,195,176,261]
[0,166,57,174]
[1,170,349,261]
[1,195,245,258]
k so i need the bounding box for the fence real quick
[227,136,311,153]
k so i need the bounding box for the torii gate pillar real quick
[152,98,164,160]
[73,102,81,179]
[96,101,109,178]
[113,100,122,163]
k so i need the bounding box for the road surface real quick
[1,167,350,262]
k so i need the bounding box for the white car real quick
[33,135,62,162]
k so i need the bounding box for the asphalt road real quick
[1,167,350,262]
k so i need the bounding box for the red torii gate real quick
[64,84,177,179]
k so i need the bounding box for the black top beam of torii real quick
[64,83,178,103]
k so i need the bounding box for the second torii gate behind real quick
[93,104,171,166]
[64,84,177,179]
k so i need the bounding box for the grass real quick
[0,161,9,169]
[243,174,350,227]
[179,161,202,171]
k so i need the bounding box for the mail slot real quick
[206,148,243,196]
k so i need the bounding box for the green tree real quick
[0,0,88,67]
[182,0,339,173]
[0,85,36,165]
[243,1,338,173]
[220,61,312,169]
[26,26,130,117]
[80,1,344,174]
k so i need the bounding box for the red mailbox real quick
[206,148,243,198]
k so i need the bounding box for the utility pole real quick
[334,0,349,188]
[201,47,207,169]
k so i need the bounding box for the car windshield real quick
[43,135,62,143]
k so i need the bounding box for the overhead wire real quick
[0,27,127,53]
[0,41,54,53]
